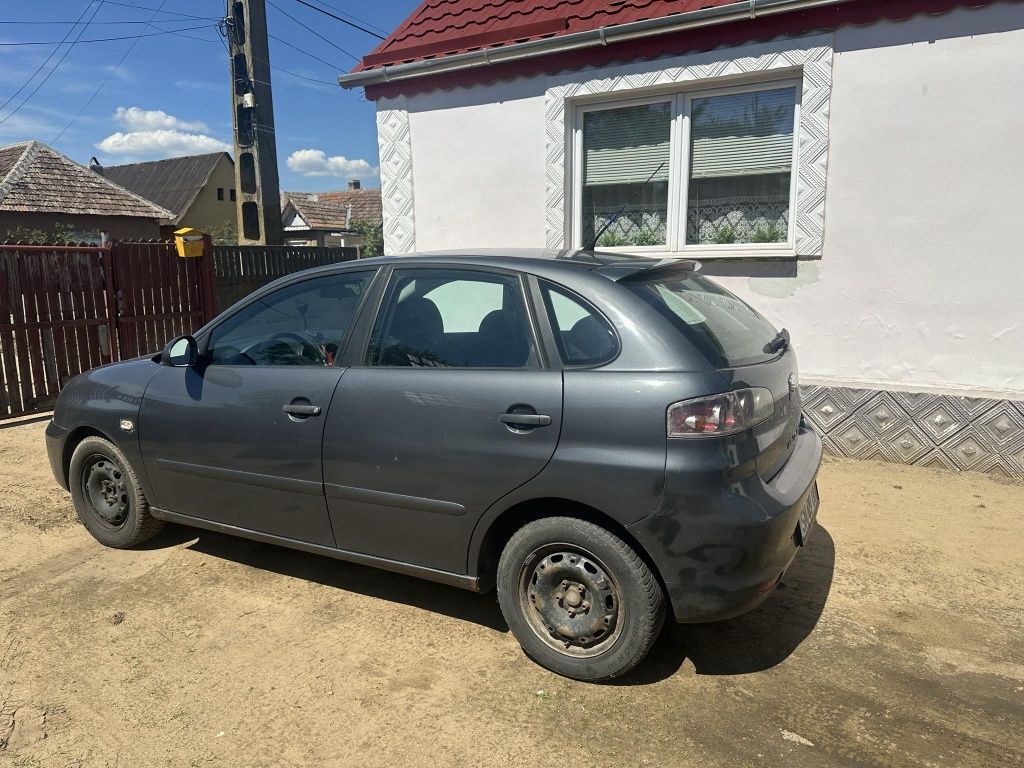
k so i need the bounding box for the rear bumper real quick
[45,419,69,490]
[628,424,822,623]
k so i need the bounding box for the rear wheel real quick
[496,517,664,681]
[69,436,163,548]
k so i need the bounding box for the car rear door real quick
[138,269,378,545]
[323,266,563,573]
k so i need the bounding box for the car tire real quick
[69,436,163,549]
[496,516,665,682]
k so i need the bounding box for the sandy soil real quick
[0,419,1022,768]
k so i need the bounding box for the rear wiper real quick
[765,328,790,354]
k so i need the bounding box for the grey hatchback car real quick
[46,249,821,681]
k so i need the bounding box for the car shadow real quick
[613,525,836,685]
[145,522,834,681]
[166,526,509,632]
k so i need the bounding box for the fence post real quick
[200,234,218,323]
[101,240,119,363]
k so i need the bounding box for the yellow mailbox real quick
[174,227,205,258]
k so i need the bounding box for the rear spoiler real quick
[597,258,702,283]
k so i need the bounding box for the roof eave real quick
[337,0,855,90]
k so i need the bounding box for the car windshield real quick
[624,274,779,367]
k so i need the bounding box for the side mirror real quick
[163,335,198,367]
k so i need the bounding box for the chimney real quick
[347,179,360,190]
[89,156,103,173]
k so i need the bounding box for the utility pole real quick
[225,0,283,245]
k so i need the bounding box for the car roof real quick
[329,248,700,282]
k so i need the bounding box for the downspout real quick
[337,0,855,89]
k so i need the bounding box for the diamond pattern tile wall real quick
[801,385,1024,481]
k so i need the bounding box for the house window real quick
[230,188,237,202]
[574,80,800,253]
[217,187,224,200]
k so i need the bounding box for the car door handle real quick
[282,403,321,417]
[498,413,551,427]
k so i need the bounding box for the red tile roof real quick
[356,0,737,70]
[352,0,1000,99]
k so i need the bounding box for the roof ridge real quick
[0,141,41,206]
[102,151,229,171]
[36,143,175,219]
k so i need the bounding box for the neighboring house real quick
[96,152,236,239]
[0,140,171,242]
[281,181,383,252]
[339,0,1024,478]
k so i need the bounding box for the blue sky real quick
[0,0,420,190]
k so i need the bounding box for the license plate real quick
[797,482,819,546]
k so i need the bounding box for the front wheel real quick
[69,436,163,548]
[496,517,665,682]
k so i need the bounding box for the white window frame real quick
[569,75,803,258]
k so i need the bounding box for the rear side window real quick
[367,269,538,368]
[625,275,778,367]
[539,280,618,367]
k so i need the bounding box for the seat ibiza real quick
[46,250,821,681]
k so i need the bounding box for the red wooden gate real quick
[109,240,216,360]
[0,240,215,419]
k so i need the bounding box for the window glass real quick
[582,102,671,248]
[540,280,618,367]
[368,270,536,368]
[208,271,373,366]
[687,86,796,245]
[624,275,779,367]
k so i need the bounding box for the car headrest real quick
[567,315,615,361]
[389,296,444,346]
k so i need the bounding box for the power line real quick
[52,0,168,142]
[268,32,346,69]
[288,0,384,40]
[267,0,357,62]
[0,24,217,46]
[306,0,388,37]
[96,1,219,20]
[0,1,106,127]
[217,22,337,88]
[0,18,203,25]
[0,0,99,118]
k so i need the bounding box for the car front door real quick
[323,266,563,573]
[139,269,377,545]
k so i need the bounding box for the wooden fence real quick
[212,245,356,310]
[1,240,358,419]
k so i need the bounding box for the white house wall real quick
[376,3,1024,477]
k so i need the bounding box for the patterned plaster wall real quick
[802,385,1024,480]
[543,36,834,253]
[376,99,416,255]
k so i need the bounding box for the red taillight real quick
[667,388,774,438]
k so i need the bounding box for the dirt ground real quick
[0,420,1021,768]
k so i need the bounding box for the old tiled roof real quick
[0,141,173,219]
[283,189,383,230]
[99,152,230,224]
[353,0,1000,97]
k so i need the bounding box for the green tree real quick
[349,219,383,258]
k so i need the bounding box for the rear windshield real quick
[625,275,779,367]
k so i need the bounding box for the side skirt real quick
[150,507,482,593]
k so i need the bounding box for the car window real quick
[539,280,618,367]
[208,271,374,366]
[367,269,537,368]
[624,274,778,367]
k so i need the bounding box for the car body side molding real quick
[149,507,481,591]
[324,483,466,517]
[154,459,323,496]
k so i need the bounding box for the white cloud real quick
[94,106,229,161]
[113,106,207,133]
[286,148,378,179]
[95,129,231,160]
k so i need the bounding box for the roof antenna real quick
[585,160,666,251]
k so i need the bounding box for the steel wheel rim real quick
[81,454,130,530]
[518,543,624,658]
